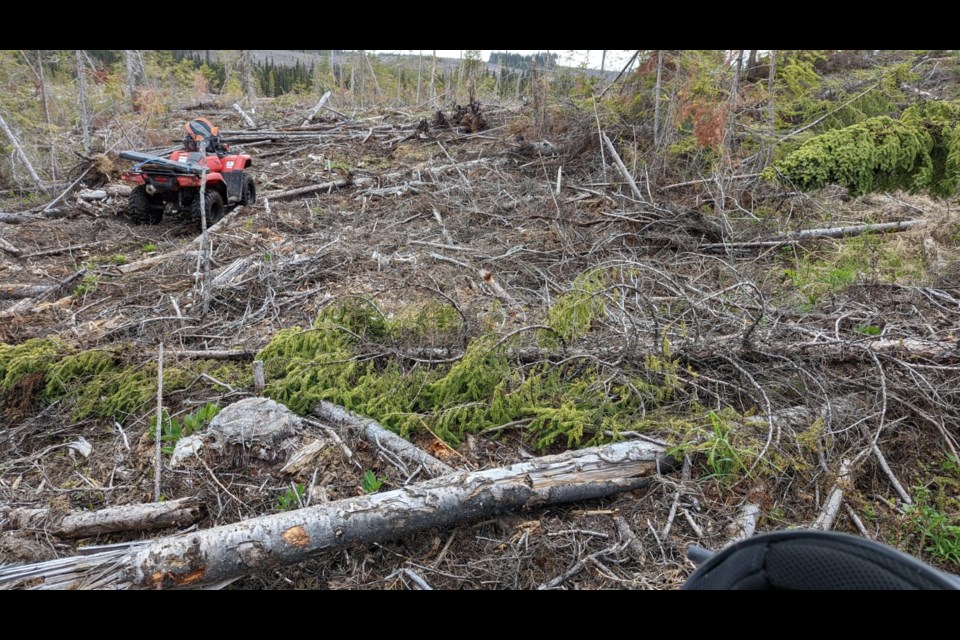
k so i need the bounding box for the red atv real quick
[120,119,256,225]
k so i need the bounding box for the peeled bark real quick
[0,439,667,589]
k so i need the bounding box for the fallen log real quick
[724,495,762,544]
[788,338,958,363]
[167,349,255,361]
[0,270,87,319]
[76,185,132,201]
[813,458,853,531]
[1,497,201,539]
[264,178,355,201]
[0,212,39,225]
[700,219,927,252]
[0,439,668,589]
[0,208,65,225]
[312,401,453,477]
[0,284,51,300]
[0,235,22,256]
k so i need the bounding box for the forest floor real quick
[1,97,959,589]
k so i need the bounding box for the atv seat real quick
[184,118,227,155]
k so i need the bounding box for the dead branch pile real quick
[2,98,959,589]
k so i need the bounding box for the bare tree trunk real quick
[124,50,136,100]
[456,50,464,104]
[653,49,664,148]
[34,51,57,181]
[239,50,255,104]
[601,50,607,73]
[123,50,145,104]
[0,439,667,589]
[357,51,365,110]
[724,50,743,160]
[0,111,45,190]
[198,142,212,313]
[396,53,402,105]
[363,51,383,100]
[76,50,90,154]
[301,91,331,126]
[416,50,423,104]
[350,52,357,108]
[766,50,777,164]
[232,102,256,128]
[429,50,437,107]
[153,342,164,503]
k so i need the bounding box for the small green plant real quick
[99,254,127,265]
[277,484,305,510]
[942,455,960,477]
[703,410,747,482]
[141,242,158,253]
[74,273,99,297]
[856,325,882,336]
[362,470,387,493]
[148,402,220,455]
[906,486,960,567]
[328,159,350,173]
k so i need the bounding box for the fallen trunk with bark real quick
[0,439,669,589]
[312,401,453,478]
[1,497,201,539]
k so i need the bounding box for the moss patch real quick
[259,297,684,450]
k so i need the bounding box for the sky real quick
[376,50,636,71]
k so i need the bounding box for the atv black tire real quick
[241,174,257,206]
[190,190,225,226]
[128,185,162,224]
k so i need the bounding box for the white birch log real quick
[232,102,257,128]
[301,91,332,126]
[1,497,201,539]
[0,439,667,589]
[312,401,453,477]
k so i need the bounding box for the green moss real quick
[1,337,252,422]
[44,350,117,401]
[258,296,685,450]
[0,338,65,394]
[544,269,608,345]
[771,100,960,197]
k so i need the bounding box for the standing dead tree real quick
[76,50,90,154]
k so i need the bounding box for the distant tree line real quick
[489,52,558,70]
